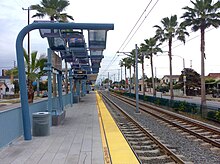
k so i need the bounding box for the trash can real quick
[32,112,50,136]
[73,95,79,103]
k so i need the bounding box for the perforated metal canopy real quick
[36,21,113,82]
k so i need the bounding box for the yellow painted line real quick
[96,92,139,164]
[97,98,111,164]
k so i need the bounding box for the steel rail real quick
[111,92,220,148]
[100,92,185,164]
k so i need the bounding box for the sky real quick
[0,0,219,82]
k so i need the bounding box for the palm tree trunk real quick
[150,55,156,96]
[142,58,145,96]
[169,39,174,100]
[37,78,40,96]
[200,27,206,114]
[28,80,34,103]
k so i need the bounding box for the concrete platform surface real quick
[0,92,104,164]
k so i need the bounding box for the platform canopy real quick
[36,21,114,82]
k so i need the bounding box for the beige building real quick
[161,75,180,85]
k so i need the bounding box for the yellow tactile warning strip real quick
[96,92,139,164]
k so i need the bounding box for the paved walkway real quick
[0,92,104,164]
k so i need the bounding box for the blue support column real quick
[57,72,63,111]
[82,80,87,95]
[86,83,90,93]
[69,70,73,107]
[76,80,80,96]
[16,31,32,140]
[47,48,52,113]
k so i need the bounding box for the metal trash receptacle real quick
[73,95,79,103]
[32,112,50,136]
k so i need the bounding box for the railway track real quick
[110,92,220,151]
[100,92,188,163]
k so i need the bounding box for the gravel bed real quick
[107,94,220,164]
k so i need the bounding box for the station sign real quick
[74,70,87,75]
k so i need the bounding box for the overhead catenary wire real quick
[99,0,154,76]
[98,0,159,80]
[118,0,153,52]
[121,0,160,51]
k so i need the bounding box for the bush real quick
[207,111,216,120]
[215,111,220,122]
[157,86,169,93]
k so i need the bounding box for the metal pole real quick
[183,58,185,69]
[118,69,120,88]
[47,48,52,113]
[22,7,31,101]
[22,7,31,71]
[135,44,140,113]
[57,72,63,111]
[121,66,123,85]
[69,70,73,107]
[108,72,110,95]
[183,58,186,96]
[155,67,157,91]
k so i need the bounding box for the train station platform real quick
[0,91,138,164]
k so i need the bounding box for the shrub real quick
[207,111,216,120]
[215,111,220,122]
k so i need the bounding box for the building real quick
[0,76,18,95]
[161,75,180,84]
[138,79,148,92]
[206,73,220,80]
[0,82,7,97]
[205,73,220,93]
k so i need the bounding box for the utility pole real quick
[22,7,32,101]
[121,66,123,85]
[155,67,157,89]
[13,60,16,68]
[22,7,31,68]
[118,69,120,88]
[108,72,110,95]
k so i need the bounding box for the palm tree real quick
[154,15,189,100]
[138,49,147,96]
[181,0,220,112]
[126,57,133,94]
[119,58,129,89]
[122,58,129,90]
[30,0,73,21]
[140,38,162,97]
[119,60,124,87]
[24,49,47,102]
[129,48,142,94]
[31,0,74,97]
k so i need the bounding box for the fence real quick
[0,93,71,148]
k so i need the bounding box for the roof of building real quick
[206,73,220,78]
[162,75,180,79]
[0,82,7,88]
